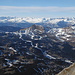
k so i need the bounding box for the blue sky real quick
[0,0,75,17]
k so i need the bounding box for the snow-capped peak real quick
[0,16,75,24]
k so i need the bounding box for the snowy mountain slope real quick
[0,17,75,28]
[20,24,44,34]
[14,24,45,40]
[0,17,75,24]
[0,23,75,75]
[10,23,75,42]
[48,25,75,42]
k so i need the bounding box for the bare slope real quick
[57,63,75,75]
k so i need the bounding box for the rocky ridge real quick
[0,24,75,75]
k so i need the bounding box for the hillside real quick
[57,63,75,75]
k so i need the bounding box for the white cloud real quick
[0,6,75,13]
[0,6,75,17]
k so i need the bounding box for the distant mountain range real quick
[0,17,75,75]
[0,16,75,28]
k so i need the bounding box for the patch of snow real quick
[9,47,17,52]
[43,52,56,59]
[65,60,73,64]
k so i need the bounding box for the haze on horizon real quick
[0,0,75,18]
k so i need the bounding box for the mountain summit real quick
[20,24,44,35]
